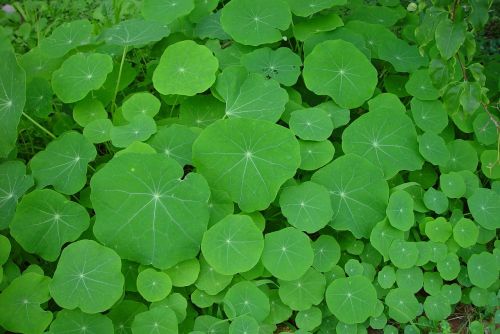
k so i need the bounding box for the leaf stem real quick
[22,112,57,139]
[111,45,128,115]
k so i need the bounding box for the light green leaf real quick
[110,115,157,148]
[142,0,194,24]
[224,281,270,322]
[50,240,124,313]
[435,19,466,60]
[30,131,97,195]
[73,98,107,127]
[425,217,452,243]
[192,118,300,212]
[289,108,333,141]
[436,253,460,281]
[49,309,113,334]
[312,235,341,272]
[131,307,178,334]
[452,218,479,248]
[91,153,210,269]
[424,295,451,321]
[83,118,112,144]
[312,154,389,238]
[342,109,423,178]
[303,40,378,108]
[195,257,233,295]
[52,53,113,103]
[467,252,498,289]
[410,98,448,133]
[201,214,264,275]
[149,124,198,166]
[423,187,449,214]
[229,315,259,334]
[378,38,427,73]
[102,19,170,47]
[39,20,92,58]
[298,140,335,171]
[467,188,500,230]
[0,50,25,158]
[153,40,218,96]
[418,132,450,166]
[0,161,33,229]
[440,172,466,198]
[136,268,172,302]
[278,268,326,311]
[122,92,161,122]
[405,69,440,100]
[389,240,419,269]
[385,288,420,323]
[220,0,291,46]
[286,0,346,16]
[10,189,89,261]
[386,190,414,231]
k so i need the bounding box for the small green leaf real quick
[425,217,452,243]
[122,92,161,122]
[440,172,466,198]
[102,19,170,47]
[435,19,466,60]
[136,268,172,302]
[298,140,335,171]
[289,108,333,141]
[385,288,420,323]
[110,115,157,148]
[389,240,419,269]
[386,190,414,231]
[131,307,178,334]
[452,218,479,248]
[142,0,194,24]
[410,98,448,133]
[405,69,440,100]
[278,268,326,311]
[467,252,498,289]
[467,188,500,230]
[224,281,270,322]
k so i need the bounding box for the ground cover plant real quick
[0,0,499,333]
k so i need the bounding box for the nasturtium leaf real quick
[39,20,92,58]
[378,265,396,289]
[396,267,423,293]
[440,139,478,173]
[151,292,187,323]
[103,300,147,334]
[194,315,229,333]
[345,20,396,57]
[279,181,333,233]
[241,47,302,86]
[386,190,414,231]
[435,19,466,60]
[224,281,270,322]
[179,95,225,128]
[102,19,170,47]
[0,161,33,229]
[293,12,344,41]
[312,154,389,238]
[49,309,113,334]
[91,153,210,269]
[26,77,52,118]
[418,132,450,166]
[50,240,124,313]
[344,259,364,277]
[153,40,218,96]
[262,227,314,281]
[368,93,406,114]
[266,290,293,325]
[342,109,423,178]
[73,98,107,127]
[131,307,178,334]
[111,115,157,148]
[278,268,326,311]
[370,220,404,260]
[142,0,194,24]
[405,69,440,100]
[286,0,345,16]
[425,217,452,243]
[164,258,200,288]
[377,38,427,73]
[312,235,341,272]
[385,288,420,323]
[467,252,498,289]
[122,92,161,122]
[295,307,322,331]
[220,0,291,46]
[303,40,378,108]
[481,150,500,179]
[195,11,230,40]
[51,53,113,103]
[10,189,89,261]
[440,172,466,198]
[0,235,10,265]
[0,50,25,158]
[325,276,377,324]
[0,273,52,334]
[195,257,233,295]
[441,284,462,304]
[136,268,172,302]
[215,66,288,121]
[349,5,402,27]
[192,118,300,212]
[201,214,264,275]
[423,187,449,214]
[473,113,497,145]
[289,108,333,141]
[436,253,460,281]
[410,98,448,133]
[298,140,334,171]
[30,131,97,195]
[389,240,419,269]
[83,118,112,144]
[453,218,479,248]
[467,188,500,230]
[229,315,259,334]
[149,124,198,166]
[424,295,451,321]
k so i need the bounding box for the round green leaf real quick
[386,190,414,231]
[289,108,334,141]
[164,258,200,288]
[410,98,448,133]
[39,20,92,58]
[179,95,225,128]
[223,281,270,322]
[396,267,423,293]
[220,0,291,46]
[153,40,218,96]
[102,19,170,47]
[83,119,112,144]
[452,218,479,248]
[0,161,33,229]
[467,252,498,289]
[377,265,396,289]
[287,0,345,16]
[262,227,314,281]
[423,187,449,214]
[278,268,326,311]
[440,172,466,198]
[325,276,378,324]
[192,118,300,212]
[312,154,389,238]
[405,69,440,100]
[370,219,404,260]
[312,235,341,272]
[10,189,89,261]
[423,295,451,321]
[142,0,194,24]
[389,240,419,269]
[49,309,113,334]
[467,188,500,230]
[52,53,113,103]
[241,47,302,86]
[303,40,378,108]
[131,307,178,334]
[29,131,97,195]
[122,92,161,122]
[295,307,322,331]
[229,315,259,334]
[136,268,172,302]
[0,273,52,334]
[342,109,423,178]
[201,214,264,275]
[385,288,420,323]
[436,253,460,281]
[50,240,124,313]
[418,132,450,166]
[441,284,462,304]
[149,124,198,166]
[73,98,107,127]
[195,257,233,295]
[425,217,452,243]
[110,115,157,148]
[91,153,210,269]
[378,38,427,73]
[440,139,478,172]
[279,181,333,233]
[298,140,335,171]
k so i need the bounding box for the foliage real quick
[0,0,499,333]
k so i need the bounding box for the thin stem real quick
[111,45,128,115]
[22,112,56,139]
[450,0,460,21]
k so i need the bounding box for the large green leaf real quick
[0,161,33,229]
[91,153,210,269]
[0,50,26,158]
[142,0,195,24]
[303,40,378,108]
[39,20,92,58]
[192,118,300,212]
[101,19,170,47]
